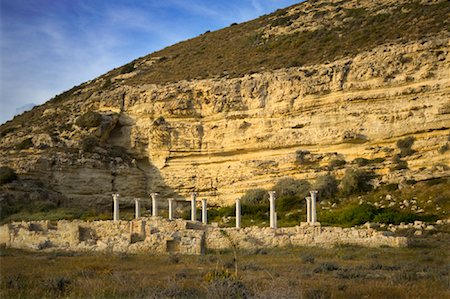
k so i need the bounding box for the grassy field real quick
[1,226,449,299]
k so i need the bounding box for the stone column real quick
[202,198,208,224]
[201,198,207,224]
[150,193,158,217]
[268,191,276,229]
[134,198,141,219]
[168,198,175,220]
[191,192,197,222]
[310,191,318,225]
[274,212,278,228]
[112,193,119,222]
[236,198,241,229]
[305,197,311,224]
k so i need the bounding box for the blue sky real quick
[0,0,301,125]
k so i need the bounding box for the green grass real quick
[319,204,437,227]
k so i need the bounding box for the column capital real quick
[268,191,276,199]
[305,196,311,202]
[150,192,159,197]
[112,193,120,199]
[310,190,318,195]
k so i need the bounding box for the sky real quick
[0,0,302,125]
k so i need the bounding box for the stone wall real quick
[0,218,407,255]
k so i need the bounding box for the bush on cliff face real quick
[240,188,267,205]
[396,136,415,157]
[390,154,408,171]
[340,169,375,196]
[313,174,338,200]
[273,178,310,198]
[0,167,18,185]
[353,157,386,166]
[295,150,313,165]
[16,138,33,150]
[75,111,102,129]
[328,159,346,169]
[81,136,99,152]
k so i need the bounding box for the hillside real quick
[0,0,449,221]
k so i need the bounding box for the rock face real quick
[0,218,408,254]
[0,0,449,207]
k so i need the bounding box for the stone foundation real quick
[0,218,407,255]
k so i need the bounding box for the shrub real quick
[353,158,370,166]
[271,16,293,27]
[438,143,449,154]
[313,175,338,199]
[0,167,18,185]
[390,154,408,171]
[16,137,33,150]
[205,277,249,299]
[340,169,375,196]
[371,157,386,164]
[304,288,332,299]
[0,126,17,138]
[75,111,102,129]
[321,204,436,226]
[47,276,71,294]
[81,136,98,152]
[373,209,417,225]
[336,204,378,226]
[277,195,302,212]
[208,206,235,220]
[119,63,135,74]
[300,253,315,264]
[240,188,267,205]
[273,177,310,198]
[396,136,415,157]
[241,203,268,218]
[354,157,385,166]
[384,183,399,191]
[295,150,312,164]
[314,262,340,273]
[328,159,346,169]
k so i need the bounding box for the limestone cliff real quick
[0,0,449,208]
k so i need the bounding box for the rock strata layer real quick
[0,1,449,207]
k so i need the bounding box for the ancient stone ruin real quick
[0,191,408,255]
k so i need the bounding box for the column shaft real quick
[112,194,119,222]
[236,199,241,229]
[310,191,318,225]
[201,199,207,224]
[191,193,197,221]
[306,197,311,224]
[151,193,158,217]
[168,199,175,220]
[268,191,276,229]
[135,199,141,219]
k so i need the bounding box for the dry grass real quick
[121,0,450,86]
[1,229,449,299]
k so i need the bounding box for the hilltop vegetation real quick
[119,0,450,85]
